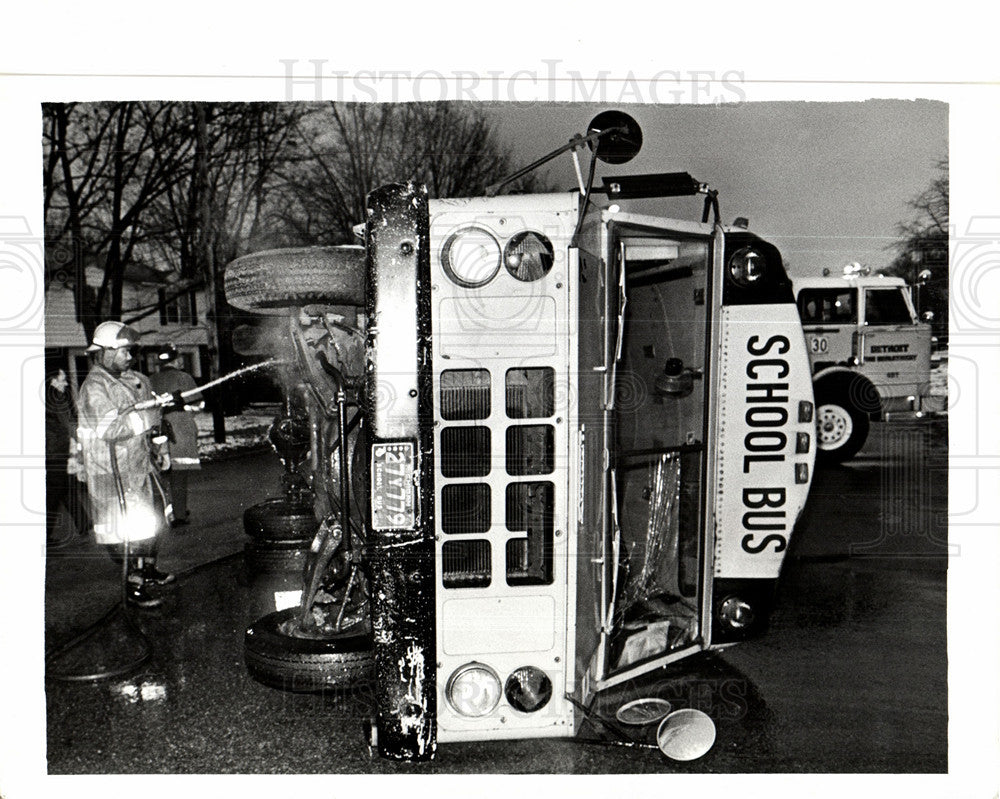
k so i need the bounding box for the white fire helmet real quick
[87,321,139,352]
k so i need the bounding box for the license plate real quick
[371,441,416,530]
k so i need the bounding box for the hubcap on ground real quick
[816,404,853,449]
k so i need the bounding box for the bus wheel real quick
[244,608,373,692]
[815,395,869,464]
[243,496,318,542]
[225,246,365,313]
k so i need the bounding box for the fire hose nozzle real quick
[134,390,188,411]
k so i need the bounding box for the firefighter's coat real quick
[149,366,202,470]
[76,364,163,545]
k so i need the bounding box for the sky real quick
[484,100,947,277]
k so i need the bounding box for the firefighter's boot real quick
[125,575,163,608]
[141,559,176,586]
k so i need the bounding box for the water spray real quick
[133,358,289,410]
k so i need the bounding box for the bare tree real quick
[44,101,304,353]
[43,100,546,421]
[273,102,547,245]
[123,102,307,427]
[269,103,394,245]
[44,103,119,339]
[403,103,517,198]
[887,158,948,341]
[43,102,195,334]
[95,103,197,318]
[147,103,307,274]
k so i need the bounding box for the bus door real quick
[594,220,715,691]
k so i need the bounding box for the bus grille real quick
[442,540,491,588]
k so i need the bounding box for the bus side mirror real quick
[586,110,643,165]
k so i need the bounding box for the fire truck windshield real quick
[864,288,913,325]
[797,288,856,324]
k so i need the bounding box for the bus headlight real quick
[718,596,755,631]
[727,246,766,287]
[441,227,501,288]
[446,662,502,717]
[504,231,554,282]
[504,666,553,713]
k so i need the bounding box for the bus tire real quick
[225,246,366,313]
[245,539,311,573]
[244,608,373,692]
[814,391,870,464]
[243,497,318,541]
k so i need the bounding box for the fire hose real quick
[45,443,154,682]
[45,442,237,682]
[47,359,287,683]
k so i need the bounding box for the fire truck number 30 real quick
[809,336,828,353]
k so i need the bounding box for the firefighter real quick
[149,344,204,527]
[76,321,175,608]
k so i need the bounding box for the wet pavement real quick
[41,420,949,775]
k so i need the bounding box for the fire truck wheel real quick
[244,608,373,692]
[243,497,318,541]
[225,246,365,313]
[815,395,869,463]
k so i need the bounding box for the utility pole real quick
[194,102,226,442]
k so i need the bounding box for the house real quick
[45,264,212,401]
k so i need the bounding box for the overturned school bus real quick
[225,111,817,760]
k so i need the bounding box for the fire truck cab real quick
[793,271,940,462]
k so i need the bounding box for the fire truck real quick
[225,111,817,761]
[793,269,941,463]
